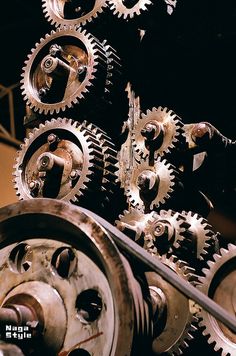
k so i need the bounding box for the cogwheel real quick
[144,209,190,256]
[146,255,198,355]
[42,0,108,28]
[197,244,236,355]
[181,211,218,261]
[132,106,183,161]
[82,120,119,202]
[109,0,153,20]
[115,208,150,242]
[124,157,177,212]
[13,118,110,208]
[21,26,120,115]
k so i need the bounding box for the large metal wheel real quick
[0,199,135,356]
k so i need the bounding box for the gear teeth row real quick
[132,106,184,162]
[108,0,153,20]
[197,244,236,356]
[21,26,122,117]
[42,0,108,28]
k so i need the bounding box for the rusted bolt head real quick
[47,133,58,144]
[154,222,166,237]
[141,123,160,140]
[70,169,79,180]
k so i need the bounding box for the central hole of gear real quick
[122,0,139,9]
[76,289,103,323]
[63,0,96,19]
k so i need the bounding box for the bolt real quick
[47,133,58,144]
[137,170,158,192]
[49,44,62,57]
[70,169,79,180]
[29,180,40,191]
[141,123,160,140]
[40,155,50,169]
[137,173,150,190]
[43,57,54,70]
[154,222,166,237]
[38,87,48,98]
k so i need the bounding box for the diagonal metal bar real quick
[80,207,236,334]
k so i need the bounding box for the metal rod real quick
[80,207,236,334]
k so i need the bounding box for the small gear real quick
[181,211,218,261]
[13,118,114,209]
[197,244,236,355]
[144,209,190,256]
[21,26,121,115]
[109,0,153,20]
[132,106,183,161]
[124,157,177,212]
[42,0,108,28]
[146,255,198,355]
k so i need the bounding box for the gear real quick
[197,244,236,355]
[146,255,198,355]
[42,0,108,28]
[144,209,190,256]
[124,157,177,212]
[21,26,121,115]
[181,211,218,262]
[13,118,114,209]
[132,106,183,161]
[108,0,153,20]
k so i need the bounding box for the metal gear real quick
[197,244,236,356]
[21,26,120,115]
[181,211,218,262]
[108,0,153,20]
[132,106,183,161]
[124,157,177,212]
[146,255,198,355]
[13,118,114,209]
[144,209,190,256]
[42,0,108,28]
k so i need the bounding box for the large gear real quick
[132,106,183,161]
[197,244,236,356]
[108,0,153,20]
[146,255,198,355]
[42,0,108,28]
[124,157,177,212]
[181,211,218,262]
[13,118,116,210]
[21,26,121,115]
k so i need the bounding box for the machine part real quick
[146,256,198,355]
[144,209,190,256]
[198,244,236,356]
[82,206,236,334]
[21,26,121,115]
[42,0,108,27]
[13,118,116,209]
[115,208,150,242]
[181,211,217,262]
[125,157,177,212]
[109,0,153,19]
[116,209,190,257]
[0,198,152,355]
[132,106,183,161]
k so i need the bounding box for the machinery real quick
[0,1,236,355]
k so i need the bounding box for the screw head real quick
[154,222,166,237]
[70,169,79,180]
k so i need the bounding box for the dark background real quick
[1,1,236,228]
